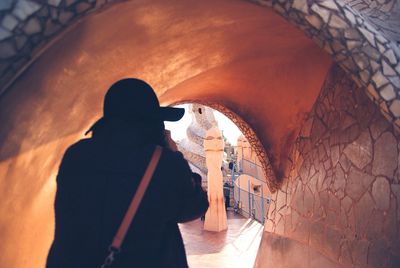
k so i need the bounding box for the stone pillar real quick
[236,135,244,171]
[204,126,227,232]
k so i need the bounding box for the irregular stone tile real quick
[346,167,375,201]
[344,10,356,25]
[59,11,74,25]
[359,69,370,83]
[390,100,400,117]
[353,53,369,69]
[329,192,341,213]
[0,0,13,11]
[389,76,400,89]
[292,0,309,14]
[341,196,353,213]
[302,186,313,210]
[391,184,400,222]
[372,71,389,88]
[311,4,330,23]
[319,1,338,11]
[367,84,380,100]
[343,130,373,169]
[380,101,389,114]
[47,0,62,6]
[15,35,27,50]
[339,153,351,172]
[344,28,360,40]
[362,44,381,61]
[44,20,61,36]
[331,145,340,166]
[375,32,387,44]
[323,42,333,54]
[354,192,374,234]
[382,59,397,76]
[370,60,380,72]
[329,28,341,39]
[76,2,92,13]
[2,15,19,31]
[351,239,369,267]
[13,0,41,20]
[359,27,376,47]
[341,114,356,130]
[370,116,389,140]
[311,117,326,143]
[380,84,396,101]
[300,117,313,137]
[275,190,286,212]
[384,199,399,252]
[330,14,348,29]
[66,0,79,7]
[316,167,327,191]
[382,109,394,123]
[305,14,322,29]
[372,177,391,211]
[23,17,41,35]
[377,42,386,54]
[340,123,360,145]
[346,40,362,50]
[373,132,398,177]
[273,4,286,15]
[0,28,11,41]
[0,41,16,59]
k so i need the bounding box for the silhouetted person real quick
[46,79,209,268]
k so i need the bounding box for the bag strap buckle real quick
[101,247,120,268]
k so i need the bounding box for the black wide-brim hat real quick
[86,78,184,133]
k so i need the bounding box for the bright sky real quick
[165,104,242,145]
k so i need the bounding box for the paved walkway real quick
[179,210,263,268]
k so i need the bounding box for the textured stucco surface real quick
[256,65,400,267]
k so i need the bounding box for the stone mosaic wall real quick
[342,0,400,43]
[249,0,400,133]
[263,65,400,267]
[0,0,112,92]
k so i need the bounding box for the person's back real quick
[46,79,209,268]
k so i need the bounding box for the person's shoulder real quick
[66,138,92,152]
[62,138,93,160]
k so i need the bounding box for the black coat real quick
[46,125,209,268]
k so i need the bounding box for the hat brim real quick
[159,106,185,122]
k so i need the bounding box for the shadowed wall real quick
[256,65,400,267]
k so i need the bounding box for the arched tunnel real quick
[0,0,400,267]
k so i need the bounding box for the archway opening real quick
[166,103,269,267]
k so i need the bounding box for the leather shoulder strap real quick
[111,145,163,250]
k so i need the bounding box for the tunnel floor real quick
[179,211,263,268]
